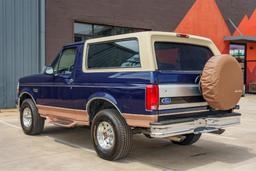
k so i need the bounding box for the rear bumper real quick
[150,112,241,138]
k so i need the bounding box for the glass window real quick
[74,23,93,35]
[93,25,112,37]
[229,44,245,77]
[155,42,213,71]
[74,23,93,42]
[74,22,145,42]
[87,39,140,69]
[229,44,245,62]
[57,48,77,74]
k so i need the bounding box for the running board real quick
[46,116,89,127]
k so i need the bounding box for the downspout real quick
[39,0,45,72]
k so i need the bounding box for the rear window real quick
[87,39,140,69]
[155,42,213,71]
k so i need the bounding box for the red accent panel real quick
[233,10,256,36]
[234,10,256,36]
[246,43,256,88]
[175,0,231,53]
[233,15,250,36]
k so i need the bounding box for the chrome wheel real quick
[96,121,115,150]
[23,107,32,128]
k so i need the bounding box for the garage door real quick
[0,0,41,108]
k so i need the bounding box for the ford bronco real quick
[17,31,242,160]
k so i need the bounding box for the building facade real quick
[1,0,256,108]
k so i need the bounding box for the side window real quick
[87,39,141,69]
[57,48,77,74]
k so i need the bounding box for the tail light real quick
[146,85,159,110]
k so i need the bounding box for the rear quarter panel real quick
[73,70,156,115]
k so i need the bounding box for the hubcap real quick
[23,107,32,128]
[96,121,115,150]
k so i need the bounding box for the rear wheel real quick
[91,109,132,161]
[172,133,201,145]
[20,99,45,135]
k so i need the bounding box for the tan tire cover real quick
[200,54,243,110]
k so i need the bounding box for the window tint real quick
[155,42,213,71]
[87,39,141,69]
[57,48,76,74]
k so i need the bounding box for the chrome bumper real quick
[150,114,240,138]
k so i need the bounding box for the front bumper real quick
[150,112,241,138]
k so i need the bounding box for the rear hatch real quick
[154,41,214,111]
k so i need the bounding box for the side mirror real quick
[44,66,54,75]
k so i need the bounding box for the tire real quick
[91,109,132,161]
[20,99,45,135]
[172,133,201,145]
[143,133,152,139]
[201,55,243,110]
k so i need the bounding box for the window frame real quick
[85,38,142,70]
[50,52,61,73]
[53,47,78,75]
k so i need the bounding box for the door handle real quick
[67,79,74,90]
[66,78,74,85]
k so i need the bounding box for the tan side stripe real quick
[123,113,158,128]
[37,105,157,128]
[37,105,89,124]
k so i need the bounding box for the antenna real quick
[228,18,243,36]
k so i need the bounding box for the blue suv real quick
[17,32,242,160]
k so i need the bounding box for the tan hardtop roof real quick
[82,31,220,73]
[85,31,213,44]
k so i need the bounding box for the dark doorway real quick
[229,43,246,84]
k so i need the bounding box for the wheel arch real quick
[86,93,123,121]
[18,91,36,108]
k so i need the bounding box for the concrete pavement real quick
[0,95,256,171]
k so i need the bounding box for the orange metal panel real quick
[175,0,231,53]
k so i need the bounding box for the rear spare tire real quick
[200,54,243,110]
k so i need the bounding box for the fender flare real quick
[86,92,122,116]
[18,89,37,107]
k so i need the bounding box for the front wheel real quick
[20,99,45,135]
[172,133,201,145]
[91,109,132,161]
